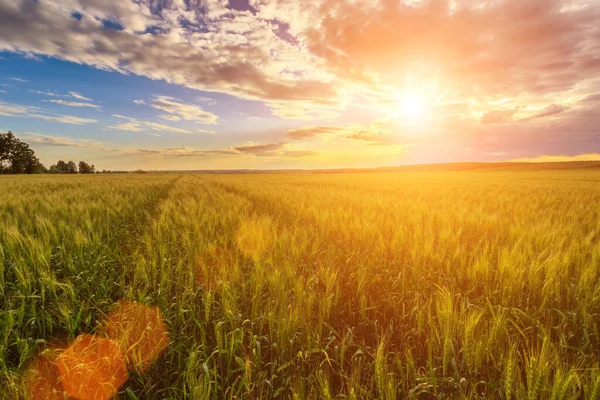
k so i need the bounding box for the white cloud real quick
[33,114,98,125]
[106,114,190,134]
[151,96,219,125]
[196,96,217,106]
[0,0,338,107]
[69,91,93,101]
[17,132,313,160]
[0,101,97,125]
[158,114,181,121]
[31,90,68,97]
[31,90,96,104]
[19,133,105,149]
[48,99,101,109]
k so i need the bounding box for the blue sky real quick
[0,53,315,170]
[1,0,600,170]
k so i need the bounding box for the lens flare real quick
[25,345,68,400]
[103,300,169,373]
[24,301,168,399]
[56,334,127,400]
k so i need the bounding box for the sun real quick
[398,92,427,121]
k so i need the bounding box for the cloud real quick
[279,150,316,158]
[286,124,391,143]
[48,99,101,109]
[151,96,218,125]
[0,0,338,106]
[68,91,93,101]
[580,93,600,105]
[196,96,217,106]
[106,121,145,132]
[0,101,97,125]
[481,108,518,124]
[31,90,69,97]
[127,142,312,159]
[158,114,180,121]
[16,132,294,159]
[510,154,600,162]
[522,103,570,121]
[32,114,98,125]
[133,99,146,105]
[269,102,342,121]
[479,103,571,124]
[19,133,106,149]
[2,0,598,113]
[106,114,190,134]
[292,0,600,98]
[229,142,285,154]
[32,90,96,104]
[8,77,28,82]
[1,0,600,163]
[124,143,292,158]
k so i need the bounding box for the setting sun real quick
[399,93,428,122]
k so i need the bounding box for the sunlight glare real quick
[398,92,428,122]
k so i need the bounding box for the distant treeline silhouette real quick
[1,131,147,175]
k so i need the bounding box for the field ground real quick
[1,170,600,399]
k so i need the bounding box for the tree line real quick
[1,131,96,174]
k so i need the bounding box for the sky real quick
[0,0,600,170]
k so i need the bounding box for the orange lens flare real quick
[56,334,127,400]
[24,345,68,400]
[23,301,168,399]
[102,300,169,373]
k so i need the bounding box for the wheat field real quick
[1,171,600,399]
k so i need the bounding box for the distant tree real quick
[133,169,147,174]
[57,160,69,173]
[49,160,78,174]
[78,161,95,174]
[32,161,48,174]
[50,160,68,174]
[48,164,61,174]
[66,161,78,174]
[0,131,46,174]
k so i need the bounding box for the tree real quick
[78,161,95,174]
[66,161,77,174]
[31,160,48,174]
[49,160,68,174]
[0,131,45,174]
[49,160,78,174]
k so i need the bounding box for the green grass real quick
[1,170,600,399]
